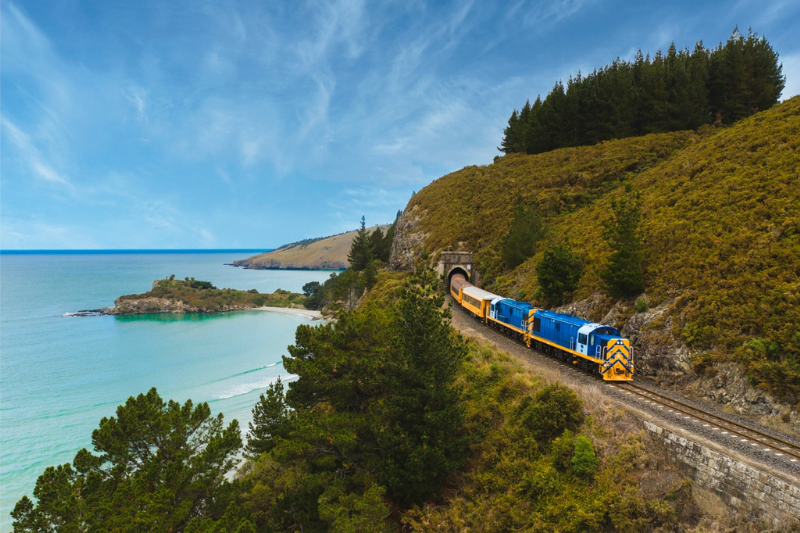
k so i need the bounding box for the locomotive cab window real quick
[578,334,587,344]
[589,334,595,346]
[533,317,541,332]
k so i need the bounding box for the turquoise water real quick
[0,252,334,530]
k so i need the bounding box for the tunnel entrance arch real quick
[436,251,479,288]
[447,267,469,288]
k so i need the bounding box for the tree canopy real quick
[500,29,785,155]
[12,388,245,532]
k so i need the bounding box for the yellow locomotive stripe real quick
[527,333,604,365]
[486,316,527,336]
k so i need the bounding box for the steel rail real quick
[614,382,800,463]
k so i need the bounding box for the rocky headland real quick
[102,278,308,315]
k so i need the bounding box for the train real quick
[449,272,634,381]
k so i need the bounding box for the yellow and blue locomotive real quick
[450,273,633,381]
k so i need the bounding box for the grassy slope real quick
[235,225,389,269]
[408,97,800,399]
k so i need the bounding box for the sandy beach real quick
[255,306,323,319]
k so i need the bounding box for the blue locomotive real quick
[450,273,633,381]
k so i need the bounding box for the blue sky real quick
[2,0,798,249]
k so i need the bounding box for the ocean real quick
[0,251,335,530]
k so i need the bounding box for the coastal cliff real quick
[103,278,307,315]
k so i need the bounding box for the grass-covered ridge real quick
[407,96,800,401]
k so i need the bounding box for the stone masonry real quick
[643,420,800,518]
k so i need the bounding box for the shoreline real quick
[254,306,323,319]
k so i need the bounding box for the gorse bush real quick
[501,198,546,268]
[516,383,584,444]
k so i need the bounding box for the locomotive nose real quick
[601,338,634,381]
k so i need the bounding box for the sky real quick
[2,0,798,250]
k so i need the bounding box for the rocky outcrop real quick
[389,205,429,271]
[103,296,260,315]
[557,292,798,431]
[102,278,308,315]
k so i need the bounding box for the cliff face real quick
[389,205,428,271]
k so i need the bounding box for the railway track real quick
[450,298,800,472]
[613,382,800,463]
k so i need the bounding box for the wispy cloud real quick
[1,118,76,193]
[2,0,798,249]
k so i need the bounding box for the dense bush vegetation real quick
[407,96,800,400]
[500,29,784,155]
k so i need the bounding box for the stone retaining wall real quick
[643,420,800,518]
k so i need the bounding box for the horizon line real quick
[0,248,275,254]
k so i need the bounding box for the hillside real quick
[233,225,388,270]
[391,96,800,418]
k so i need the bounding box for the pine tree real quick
[13,389,244,531]
[347,216,373,271]
[376,262,469,505]
[535,240,582,306]
[599,188,645,298]
[498,29,783,154]
[499,110,523,153]
[245,377,292,458]
[501,198,546,268]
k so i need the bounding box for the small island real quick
[102,277,309,315]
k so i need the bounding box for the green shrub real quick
[635,297,648,313]
[571,434,598,478]
[517,383,583,444]
[550,429,575,471]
